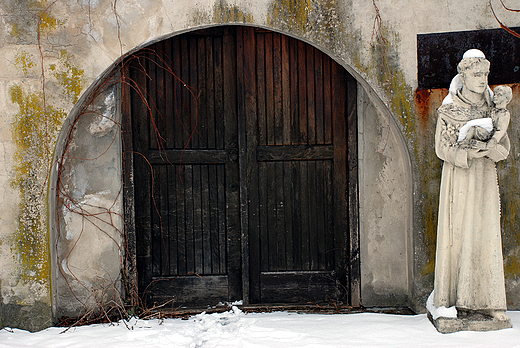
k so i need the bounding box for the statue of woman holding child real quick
[431,49,512,329]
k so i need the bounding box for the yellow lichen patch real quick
[37,6,63,33]
[9,84,65,284]
[14,51,37,75]
[505,253,520,278]
[267,0,311,34]
[266,0,343,49]
[191,0,253,26]
[52,50,85,103]
[6,0,63,39]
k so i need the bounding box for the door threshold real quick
[146,303,415,320]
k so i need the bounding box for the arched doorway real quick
[122,25,359,307]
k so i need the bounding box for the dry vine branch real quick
[490,0,520,38]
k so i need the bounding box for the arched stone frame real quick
[48,23,413,318]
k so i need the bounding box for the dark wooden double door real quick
[124,26,359,307]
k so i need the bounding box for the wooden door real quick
[123,26,359,308]
[238,28,357,304]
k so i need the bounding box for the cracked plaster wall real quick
[0,0,520,330]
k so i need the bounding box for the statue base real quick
[427,310,512,334]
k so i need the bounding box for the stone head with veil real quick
[427,49,512,332]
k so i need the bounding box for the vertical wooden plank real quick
[243,26,258,304]
[217,164,227,274]
[165,38,176,149]
[198,37,208,149]
[324,160,334,270]
[223,26,241,301]
[267,161,277,271]
[288,38,298,270]
[155,41,167,153]
[214,37,225,150]
[265,33,275,145]
[289,38,299,145]
[193,165,203,274]
[298,41,307,144]
[281,35,291,145]
[306,44,316,145]
[314,50,325,145]
[347,73,360,307]
[208,165,219,274]
[280,35,292,270]
[131,57,153,290]
[176,165,187,275]
[158,165,170,275]
[291,161,302,271]
[275,161,286,270]
[167,165,178,275]
[256,33,267,146]
[189,36,199,149]
[300,161,310,270]
[259,161,269,273]
[202,165,212,274]
[148,49,158,150]
[151,165,162,276]
[308,161,318,271]
[184,165,195,274]
[173,37,185,150]
[331,60,348,300]
[121,63,138,298]
[316,160,326,271]
[323,57,332,144]
[181,36,192,149]
[273,33,283,146]
[283,162,294,270]
[206,37,216,149]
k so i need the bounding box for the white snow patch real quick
[426,290,457,320]
[2,308,520,348]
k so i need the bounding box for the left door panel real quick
[126,28,241,307]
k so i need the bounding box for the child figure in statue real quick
[489,85,512,146]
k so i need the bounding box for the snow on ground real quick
[2,307,520,348]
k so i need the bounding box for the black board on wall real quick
[417,27,520,90]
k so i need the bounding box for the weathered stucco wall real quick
[1,0,520,330]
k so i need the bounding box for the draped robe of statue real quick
[433,90,509,311]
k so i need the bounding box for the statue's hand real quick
[470,140,488,150]
[468,148,490,158]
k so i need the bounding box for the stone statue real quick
[428,49,512,333]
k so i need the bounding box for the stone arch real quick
[49,24,413,318]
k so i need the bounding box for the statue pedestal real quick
[427,310,512,334]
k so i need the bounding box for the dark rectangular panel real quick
[148,149,227,164]
[417,27,520,89]
[257,145,334,161]
[148,275,228,306]
[260,271,338,303]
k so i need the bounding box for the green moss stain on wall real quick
[4,0,62,42]
[266,0,344,49]
[190,0,253,26]
[9,45,84,285]
[368,26,415,147]
[9,84,65,284]
[267,0,310,34]
[51,50,85,104]
[499,84,520,280]
[15,51,37,75]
